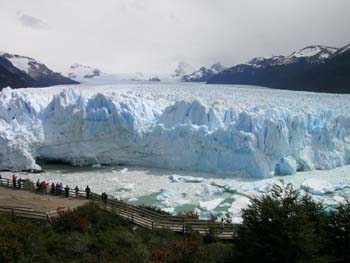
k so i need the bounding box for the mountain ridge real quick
[207,44,350,93]
[0,52,78,90]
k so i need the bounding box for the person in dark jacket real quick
[51,183,55,195]
[17,178,23,189]
[85,185,91,199]
[36,179,40,192]
[101,192,108,205]
[74,186,79,198]
[64,185,70,197]
[55,183,60,195]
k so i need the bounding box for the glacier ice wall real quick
[0,84,350,178]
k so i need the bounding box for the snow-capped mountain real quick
[66,63,102,80]
[172,61,194,79]
[65,64,163,84]
[0,52,78,89]
[246,46,337,68]
[182,62,226,82]
[331,43,350,57]
[208,44,350,93]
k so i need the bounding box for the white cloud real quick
[0,0,349,74]
[17,12,50,30]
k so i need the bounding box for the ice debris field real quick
[1,82,350,220]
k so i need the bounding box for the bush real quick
[148,239,207,263]
[234,183,328,263]
[178,211,199,220]
[326,200,350,262]
[51,208,88,233]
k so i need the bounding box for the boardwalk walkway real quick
[0,177,236,240]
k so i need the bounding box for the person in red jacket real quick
[12,174,17,188]
[42,181,47,194]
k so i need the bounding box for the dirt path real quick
[0,186,88,212]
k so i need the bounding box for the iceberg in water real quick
[0,84,349,178]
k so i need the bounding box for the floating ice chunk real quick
[198,198,224,211]
[231,217,243,224]
[228,195,251,216]
[92,163,102,168]
[333,196,346,204]
[300,179,333,195]
[219,203,231,207]
[156,188,177,204]
[162,207,175,214]
[128,197,138,202]
[169,174,204,183]
[175,198,191,205]
[195,184,224,197]
[117,183,135,191]
[119,168,128,174]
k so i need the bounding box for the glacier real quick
[0,83,350,178]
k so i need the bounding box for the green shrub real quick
[234,184,328,263]
[326,200,350,262]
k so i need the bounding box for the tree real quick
[326,200,350,263]
[234,183,328,263]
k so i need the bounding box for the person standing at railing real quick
[17,178,23,189]
[59,182,64,195]
[74,186,79,198]
[85,185,91,199]
[12,174,17,188]
[64,185,70,197]
[36,179,40,192]
[101,192,108,205]
[42,181,47,194]
[51,182,55,195]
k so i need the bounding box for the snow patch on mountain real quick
[1,53,46,77]
[172,61,194,79]
[245,45,338,69]
[182,63,226,82]
[66,64,102,80]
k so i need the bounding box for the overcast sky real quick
[0,0,349,74]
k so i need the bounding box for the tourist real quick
[85,185,91,199]
[17,178,23,189]
[42,181,47,194]
[59,183,64,195]
[64,185,70,197]
[101,192,108,205]
[12,174,17,188]
[36,179,40,192]
[74,186,79,198]
[55,183,60,195]
[51,182,55,195]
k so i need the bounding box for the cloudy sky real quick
[0,0,349,74]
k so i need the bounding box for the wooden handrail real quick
[0,177,237,239]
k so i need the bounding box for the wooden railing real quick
[0,177,236,240]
